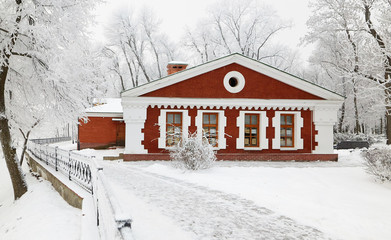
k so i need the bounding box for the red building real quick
[78,98,125,149]
[81,54,343,161]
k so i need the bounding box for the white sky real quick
[94,0,313,60]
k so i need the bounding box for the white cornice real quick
[86,112,123,117]
[121,97,343,111]
[121,54,344,101]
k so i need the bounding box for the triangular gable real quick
[122,53,344,101]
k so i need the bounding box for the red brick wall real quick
[142,63,323,100]
[78,117,125,149]
[142,106,317,154]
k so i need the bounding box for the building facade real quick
[121,54,343,161]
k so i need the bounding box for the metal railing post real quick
[68,151,71,181]
[55,146,58,171]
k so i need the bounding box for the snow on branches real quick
[170,132,216,171]
[364,147,391,182]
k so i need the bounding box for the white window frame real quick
[236,111,268,150]
[158,109,190,149]
[272,111,304,150]
[195,110,227,150]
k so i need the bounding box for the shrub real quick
[334,132,383,145]
[170,133,216,170]
[363,147,391,182]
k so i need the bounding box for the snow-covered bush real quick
[363,148,391,182]
[334,132,383,145]
[170,133,216,170]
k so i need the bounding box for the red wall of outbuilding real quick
[142,106,317,154]
[78,117,124,149]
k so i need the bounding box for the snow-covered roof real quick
[85,98,123,117]
[167,61,188,65]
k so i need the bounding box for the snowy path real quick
[103,163,329,240]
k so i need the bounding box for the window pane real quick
[210,127,217,134]
[174,127,181,134]
[252,138,257,145]
[286,115,293,125]
[286,137,293,146]
[280,128,285,137]
[280,115,285,125]
[245,138,250,145]
[245,128,250,134]
[251,128,257,134]
[286,128,293,137]
[203,114,209,124]
[280,138,285,146]
[175,114,182,124]
[167,114,174,124]
[251,115,258,124]
[210,114,217,124]
[167,126,174,133]
[167,137,173,145]
[245,115,250,124]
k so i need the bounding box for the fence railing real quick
[27,139,133,240]
[30,137,72,145]
[28,141,93,193]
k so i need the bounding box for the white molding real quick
[195,110,227,150]
[122,54,344,101]
[122,97,342,111]
[86,112,123,118]
[236,111,268,150]
[223,71,245,93]
[158,109,190,149]
[272,111,304,150]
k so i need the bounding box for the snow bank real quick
[0,153,81,240]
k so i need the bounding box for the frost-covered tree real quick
[183,0,299,71]
[306,0,391,139]
[0,0,100,199]
[104,6,180,89]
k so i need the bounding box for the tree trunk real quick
[0,65,28,199]
[338,100,345,133]
[353,84,361,134]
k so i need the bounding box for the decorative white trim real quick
[195,110,227,150]
[122,97,342,112]
[122,53,344,101]
[158,109,190,149]
[236,111,268,150]
[223,71,245,93]
[86,112,123,118]
[272,111,304,150]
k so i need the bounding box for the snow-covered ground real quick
[94,148,391,240]
[0,152,82,240]
[3,142,391,240]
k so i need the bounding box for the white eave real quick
[121,53,344,101]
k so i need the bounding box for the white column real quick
[313,105,338,154]
[123,105,148,154]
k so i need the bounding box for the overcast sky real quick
[94,0,313,60]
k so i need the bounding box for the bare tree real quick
[184,0,293,69]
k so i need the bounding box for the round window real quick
[229,77,238,87]
[223,71,245,93]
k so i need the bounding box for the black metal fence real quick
[27,138,133,240]
[30,137,72,145]
[27,141,93,193]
